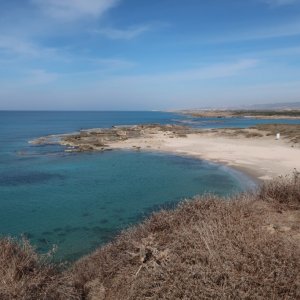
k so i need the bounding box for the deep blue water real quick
[1,111,299,261]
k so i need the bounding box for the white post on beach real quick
[276,133,280,140]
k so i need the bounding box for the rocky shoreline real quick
[30,123,300,153]
[29,123,300,181]
[30,124,194,153]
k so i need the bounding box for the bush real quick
[259,170,300,209]
[1,175,299,299]
[0,238,78,300]
[70,195,300,299]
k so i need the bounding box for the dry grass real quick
[244,132,264,138]
[1,175,300,299]
[233,110,300,117]
[214,128,264,139]
[0,238,78,300]
[259,170,300,209]
[183,109,300,119]
[212,124,300,143]
[254,124,300,144]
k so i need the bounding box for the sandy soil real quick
[108,131,300,181]
[31,124,300,182]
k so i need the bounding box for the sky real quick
[0,0,300,110]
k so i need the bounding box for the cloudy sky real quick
[0,0,300,110]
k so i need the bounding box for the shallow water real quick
[0,111,297,261]
[0,150,252,261]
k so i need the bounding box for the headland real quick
[31,123,300,182]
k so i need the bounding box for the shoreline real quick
[107,134,300,182]
[30,124,300,183]
[172,151,262,186]
[120,148,264,186]
[120,147,262,187]
[112,147,261,191]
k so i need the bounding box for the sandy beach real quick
[107,130,300,182]
[32,124,300,182]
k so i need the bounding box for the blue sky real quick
[0,0,300,110]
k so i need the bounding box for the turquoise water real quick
[1,111,298,261]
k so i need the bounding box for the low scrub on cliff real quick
[1,174,299,299]
[0,238,77,300]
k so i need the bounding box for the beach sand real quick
[108,131,300,182]
[32,124,300,182]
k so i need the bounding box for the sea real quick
[1,111,299,261]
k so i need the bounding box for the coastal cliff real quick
[0,174,299,299]
[2,123,299,299]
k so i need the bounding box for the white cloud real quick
[241,46,300,58]
[0,37,40,56]
[94,23,162,39]
[0,69,59,89]
[91,59,259,91]
[24,69,59,85]
[133,59,259,83]
[209,80,300,105]
[31,0,119,20]
[90,58,136,69]
[207,20,300,44]
[245,20,300,39]
[263,0,299,7]
[0,36,62,59]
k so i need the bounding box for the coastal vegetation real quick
[213,124,300,144]
[30,124,193,152]
[181,109,300,119]
[30,124,300,154]
[233,110,300,117]
[1,173,299,299]
[254,124,300,144]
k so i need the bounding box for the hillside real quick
[1,173,299,299]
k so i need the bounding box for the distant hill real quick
[171,102,300,112]
[231,102,300,111]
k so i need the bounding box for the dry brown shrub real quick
[71,192,300,299]
[254,124,300,144]
[259,171,300,209]
[245,132,264,138]
[0,238,79,300]
[1,175,300,299]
